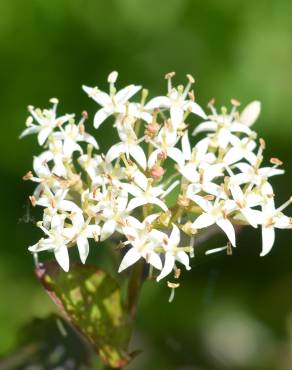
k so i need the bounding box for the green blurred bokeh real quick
[1,0,292,369]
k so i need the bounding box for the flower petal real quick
[100,219,116,241]
[192,213,215,230]
[261,225,275,256]
[94,108,111,129]
[216,218,236,247]
[156,253,175,281]
[240,101,261,127]
[118,248,141,272]
[77,236,90,264]
[54,244,70,272]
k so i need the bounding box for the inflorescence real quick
[21,71,292,289]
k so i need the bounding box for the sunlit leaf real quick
[35,261,134,368]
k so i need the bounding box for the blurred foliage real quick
[0,314,92,370]
[1,0,292,369]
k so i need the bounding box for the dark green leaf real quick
[0,314,92,370]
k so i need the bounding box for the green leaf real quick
[35,261,134,368]
[0,314,92,370]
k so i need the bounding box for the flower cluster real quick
[21,72,292,285]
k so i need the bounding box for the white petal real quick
[230,123,251,135]
[77,236,90,264]
[181,131,191,160]
[261,226,275,256]
[127,197,147,212]
[122,183,142,197]
[192,213,215,229]
[187,192,211,213]
[192,121,217,136]
[216,218,236,247]
[170,223,180,246]
[19,126,39,139]
[176,251,191,270]
[106,142,126,163]
[118,248,141,272]
[82,133,99,149]
[145,96,170,110]
[54,244,70,272]
[185,101,207,119]
[82,85,111,106]
[116,85,141,103]
[170,106,184,130]
[167,147,185,167]
[63,139,82,157]
[179,164,200,183]
[129,145,147,170]
[38,127,52,145]
[156,253,175,281]
[148,149,161,169]
[94,108,111,129]
[259,167,285,178]
[147,196,168,212]
[240,101,261,127]
[59,200,81,213]
[100,219,116,241]
[224,147,244,165]
[148,252,162,270]
[241,208,262,228]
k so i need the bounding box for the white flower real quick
[148,125,185,168]
[229,183,262,228]
[20,99,74,145]
[145,74,207,130]
[178,137,216,182]
[122,177,168,212]
[83,71,141,129]
[259,197,292,256]
[118,215,163,272]
[156,224,191,281]
[93,189,129,241]
[106,116,147,170]
[52,120,98,157]
[190,195,237,246]
[65,212,101,264]
[223,136,257,165]
[193,103,252,149]
[35,187,81,216]
[186,163,225,197]
[232,162,284,186]
[28,214,71,272]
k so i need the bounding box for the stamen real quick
[270,157,283,166]
[277,197,292,213]
[162,180,180,198]
[165,72,175,93]
[205,245,227,255]
[167,281,180,303]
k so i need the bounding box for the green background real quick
[1,0,292,369]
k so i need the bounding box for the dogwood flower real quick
[83,71,141,129]
[156,224,191,281]
[20,99,74,145]
[190,194,237,246]
[29,215,71,271]
[118,215,163,272]
[145,74,207,130]
[21,72,291,289]
[193,102,253,149]
[259,197,292,256]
